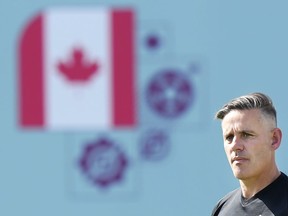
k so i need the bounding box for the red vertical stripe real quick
[19,14,44,127]
[112,10,136,127]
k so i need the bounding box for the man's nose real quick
[231,136,244,151]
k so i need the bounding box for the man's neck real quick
[239,169,281,199]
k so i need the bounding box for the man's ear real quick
[272,128,282,150]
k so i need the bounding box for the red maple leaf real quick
[57,48,99,82]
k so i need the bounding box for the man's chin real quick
[233,170,248,180]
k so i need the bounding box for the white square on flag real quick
[19,7,137,130]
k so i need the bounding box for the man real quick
[211,92,288,216]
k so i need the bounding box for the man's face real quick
[221,109,276,181]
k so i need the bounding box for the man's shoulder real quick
[211,188,240,216]
[273,172,288,190]
[280,172,288,183]
[220,188,240,202]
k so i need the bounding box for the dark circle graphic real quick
[79,137,128,188]
[146,34,161,49]
[146,69,194,118]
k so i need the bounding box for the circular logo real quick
[146,69,194,118]
[79,137,128,188]
[140,130,170,161]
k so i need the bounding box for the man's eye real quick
[225,135,234,142]
[242,133,251,138]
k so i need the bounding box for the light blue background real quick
[1,0,288,215]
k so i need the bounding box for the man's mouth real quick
[232,156,248,164]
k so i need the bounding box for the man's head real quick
[215,92,277,127]
[215,93,282,183]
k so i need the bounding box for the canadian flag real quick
[19,7,137,130]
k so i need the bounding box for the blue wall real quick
[1,0,288,215]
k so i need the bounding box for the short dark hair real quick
[215,92,277,125]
